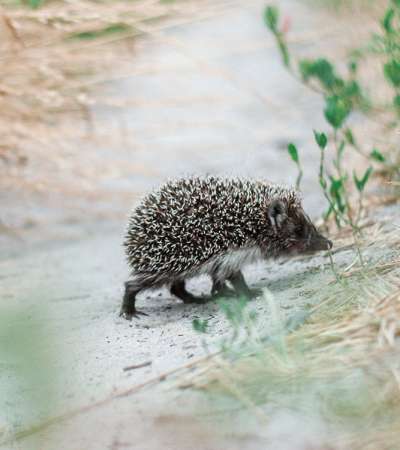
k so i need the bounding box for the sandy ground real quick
[2,208,399,450]
[0,1,387,449]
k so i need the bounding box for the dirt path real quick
[0,1,371,448]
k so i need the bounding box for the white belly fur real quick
[199,246,263,281]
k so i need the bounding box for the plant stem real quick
[295,161,303,190]
[318,143,350,228]
[333,130,355,228]
[328,250,342,282]
[352,228,365,267]
[356,190,364,225]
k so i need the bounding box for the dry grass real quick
[0,0,236,166]
[306,0,388,14]
[179,218,400,449]
[0,0,178,163]
[1,0,260,204]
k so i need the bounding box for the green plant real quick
[192,318,209,334]
[0,306,56,448]
[68,23,132,41]
[263,6,290,68]
[287,143,303,190]
[25,0,44,8]
[189,248,400,444]
[193,293,267,356]
[264,2,400,233]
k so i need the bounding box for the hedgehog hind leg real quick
[171,280,207,304]
[228,271,262,299]
[120,279,149,320]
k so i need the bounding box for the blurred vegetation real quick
[0,306,56,446]
[265,1,400,232]
[0,0,178,165]
[307,0,387,11]
[192,219,400,449]
[263,0,400,273]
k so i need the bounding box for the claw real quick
[250,288,263,298]
[119,309,148,320]
[212,287,236,298]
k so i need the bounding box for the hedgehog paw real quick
[119,309,148,320]
[247,288,264,299]
[182,296,209,305]
[212,286,236,299]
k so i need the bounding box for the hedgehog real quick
[120,176,332,319]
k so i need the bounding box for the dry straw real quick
[0,0,239,164]
[179,219,400,450]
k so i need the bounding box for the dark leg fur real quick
[171,280,207,304]
[211,277,236,298]
[228,271,262,299]
[120,280,149,320]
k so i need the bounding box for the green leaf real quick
[314,130,328,149]
[338,140,346,161]
[324,204,334,220]
[299,60,313,80]
[342,80,361,100]
[348,60,358,74]
[264,6,279,32]
[344,128,355,146]
[384,60,400,87]
[324,95,351,129]
[299,58,341,91]
[192,319,208,334]
[218,297,248,326]
[353,167,373,192]
[26,0,44,8]
[382,8,395,32]
[394,94,400,113]
[287,143,299,163]
[329,176,345,212]
[330,177,343,195]
[68,23,131,41]
[277,37,290,68]
[370,148,386,163]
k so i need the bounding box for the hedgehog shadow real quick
[129,262,324,326]
[132,289,221,327]
[255,265,322,293]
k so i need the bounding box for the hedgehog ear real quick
[268,199,287,230]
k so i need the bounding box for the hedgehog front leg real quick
[228,271,262,299]
[120,279,149,320]
[170,280,207,304]
[211,276,236,298]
